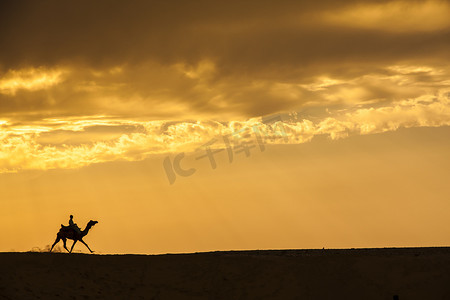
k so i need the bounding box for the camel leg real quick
[79,239,94,253]
[62,238,69,253]
[70,240,78,253]
[50,236,60,252]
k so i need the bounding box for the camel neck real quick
[81,224,92,237]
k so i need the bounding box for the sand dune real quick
[1,247,450,299]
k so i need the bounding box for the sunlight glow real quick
[324,0,450,32]
[0,67,65,95]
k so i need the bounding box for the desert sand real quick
[1,247,450,299]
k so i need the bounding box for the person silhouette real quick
[69,215,82,234]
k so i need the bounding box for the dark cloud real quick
[1,0,449,120]
[1,0,448,71]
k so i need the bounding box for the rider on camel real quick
[68,215,82,234]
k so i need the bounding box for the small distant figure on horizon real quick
[50,215,98,253]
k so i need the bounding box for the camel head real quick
[88,220,98,227]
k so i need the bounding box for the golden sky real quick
[0,0,449,253]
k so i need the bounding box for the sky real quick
[0,0,449,253]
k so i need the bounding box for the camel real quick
[50,220,98,253]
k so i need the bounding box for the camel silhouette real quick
[50,220,98,253]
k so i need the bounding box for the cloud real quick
[1,1,449,72]
[323,1,450,33]
[1,91,449,173]
[0,0,449,172]
[1,62,449,122]
[0,67,65,95]
[1,1,449,121]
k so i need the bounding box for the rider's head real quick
[70,215,73,219]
